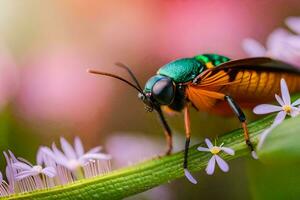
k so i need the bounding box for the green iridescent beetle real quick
[88,53,300,172]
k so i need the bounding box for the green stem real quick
[7,115,273,200]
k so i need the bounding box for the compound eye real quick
[152,77,175,105]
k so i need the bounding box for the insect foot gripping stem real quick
[225,95,258,159]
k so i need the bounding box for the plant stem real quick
[7,115,273,200]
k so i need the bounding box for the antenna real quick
[87,69,145,95]
[115,62,143,91]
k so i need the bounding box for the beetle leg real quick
[183,105,191,169]
[224,95,257,158]
[156,107,173,155]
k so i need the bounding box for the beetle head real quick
[139,75,175,112]
[88,63,175,113]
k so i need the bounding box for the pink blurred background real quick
[0,1,300,199]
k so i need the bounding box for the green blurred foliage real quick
[0,105,40,171]
[248,116,300,200]
[248,161,300,200]
[258,117,300,164]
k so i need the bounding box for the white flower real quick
[243,16,300,67]
[253,79,300,149]
[197,138,235,175]
[12,161,56,181]
[42,137,112,171]
[253,79,300,126]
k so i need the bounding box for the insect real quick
[88,54,300,172]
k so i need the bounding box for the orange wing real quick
[186,58,300,115]
[186,70,231,115]
[186,86,225,112]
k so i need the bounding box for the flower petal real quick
[280,79,291,105]
[221,147,235,155]
[36,147,54,166]
[4,151,16,192]
[242,38,266,57]
[251,151,258,159]
[253,104,282,114]
[197,147,210,152]
[86,146,102,155]
[36,147,45,166]
[286,17,300,34]
[215,155,229,172]
[6,166,14,193]
[42,167,56,178]
[205,156,216,175]
[273,111,287,125]
[51,143,69,165]
[291,98,300,106]
[15,171,35,181]
[74,137,84,157]
[290,107,299,117]
[8,150,16,160]
[60,137,77,159]
[12,162,32,171]
[204,138,213,149]
[81,153,112,162]
[257,126,274,150]
[266,28,290,56]
[184,169,197,184]
[275,94,285,106]
[286,35,300,49]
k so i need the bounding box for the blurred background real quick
[0,0,299,199]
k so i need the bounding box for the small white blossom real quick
[253,79,300,149]
[184,138,235,184]
[253,79,300,125]
[198,138,235,175]
[1,137,112,197]
[12,161,56,181]
[42,137,112,171]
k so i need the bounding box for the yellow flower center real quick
[210,146,221,154]
[283,105,292,113]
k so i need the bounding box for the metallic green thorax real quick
[157,54,230,82]
[144,54,230,93]
[157,58,203,83]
